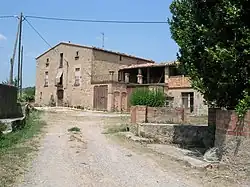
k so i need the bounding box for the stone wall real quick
[130,106,184,124]
[0,84,22,119]
[214,109,250,164]
[128,123,213,149]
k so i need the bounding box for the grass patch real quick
[68,126,81,132]
[0,110,46,187]
[103,124,129,134]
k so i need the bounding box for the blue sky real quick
[0,0,178,87]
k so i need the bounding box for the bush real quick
[130,88,165,107]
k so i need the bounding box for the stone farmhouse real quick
[35,42,207,115]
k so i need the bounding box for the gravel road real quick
[18,108,200,187]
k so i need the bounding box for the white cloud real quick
[0,33,7,41]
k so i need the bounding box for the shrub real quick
[130,88,165,107]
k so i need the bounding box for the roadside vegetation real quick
[0,111,46,187]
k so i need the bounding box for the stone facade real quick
[0,84,22,119]
[167,88,207,116]
[213,109,250,164]
[35,42,153,110]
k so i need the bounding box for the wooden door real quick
[93,85,108,111]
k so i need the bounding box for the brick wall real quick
[130,106,147,123]
[168,76,191,88]
[215,110,250,136]
[0,84,22,119]
[130,106,184,124]
[212,109,250,164]
[208,108,217,126]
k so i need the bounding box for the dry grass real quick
[0,111,46,187]
[102,124,129,134]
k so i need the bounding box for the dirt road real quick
[18,108,204,187]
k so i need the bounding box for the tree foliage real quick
[169,0,250,108]
[1,77,18,87]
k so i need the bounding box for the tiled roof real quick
[119,61,179,70]
[36,42,154,62]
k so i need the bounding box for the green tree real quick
[22,87,35,102]
[169,0,250,108]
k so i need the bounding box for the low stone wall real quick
[214,109,250,164]
[130,106,184,124]
[0,84,22,119]
[128,123,213,149]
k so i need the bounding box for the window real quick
[59,53,63,68]
[119,55,122,61]
[44,72,49,87]
[40,92,42,101]
[46,58,50,67]
[75,51,79,60]
[74,68,80,86]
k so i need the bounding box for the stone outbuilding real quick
[117,62,208,115]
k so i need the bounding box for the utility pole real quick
[9,17,20,85]
[101,32,104,49]
[17,12,23,94]
[9,58,14,85]
[20,45,23,97]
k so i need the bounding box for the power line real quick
[24,17,91,77]
[0,15,16,19]
[25,15,168,24]
[24,17,52,48]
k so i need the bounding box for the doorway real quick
[181,92,194,113]
[57,89,64,106]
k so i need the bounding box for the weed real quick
[68,126,81,132]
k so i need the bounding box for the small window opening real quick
[44,71,49,87]
[74,68,80,86]
[75,51,79,60]
[59,53,63,68]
